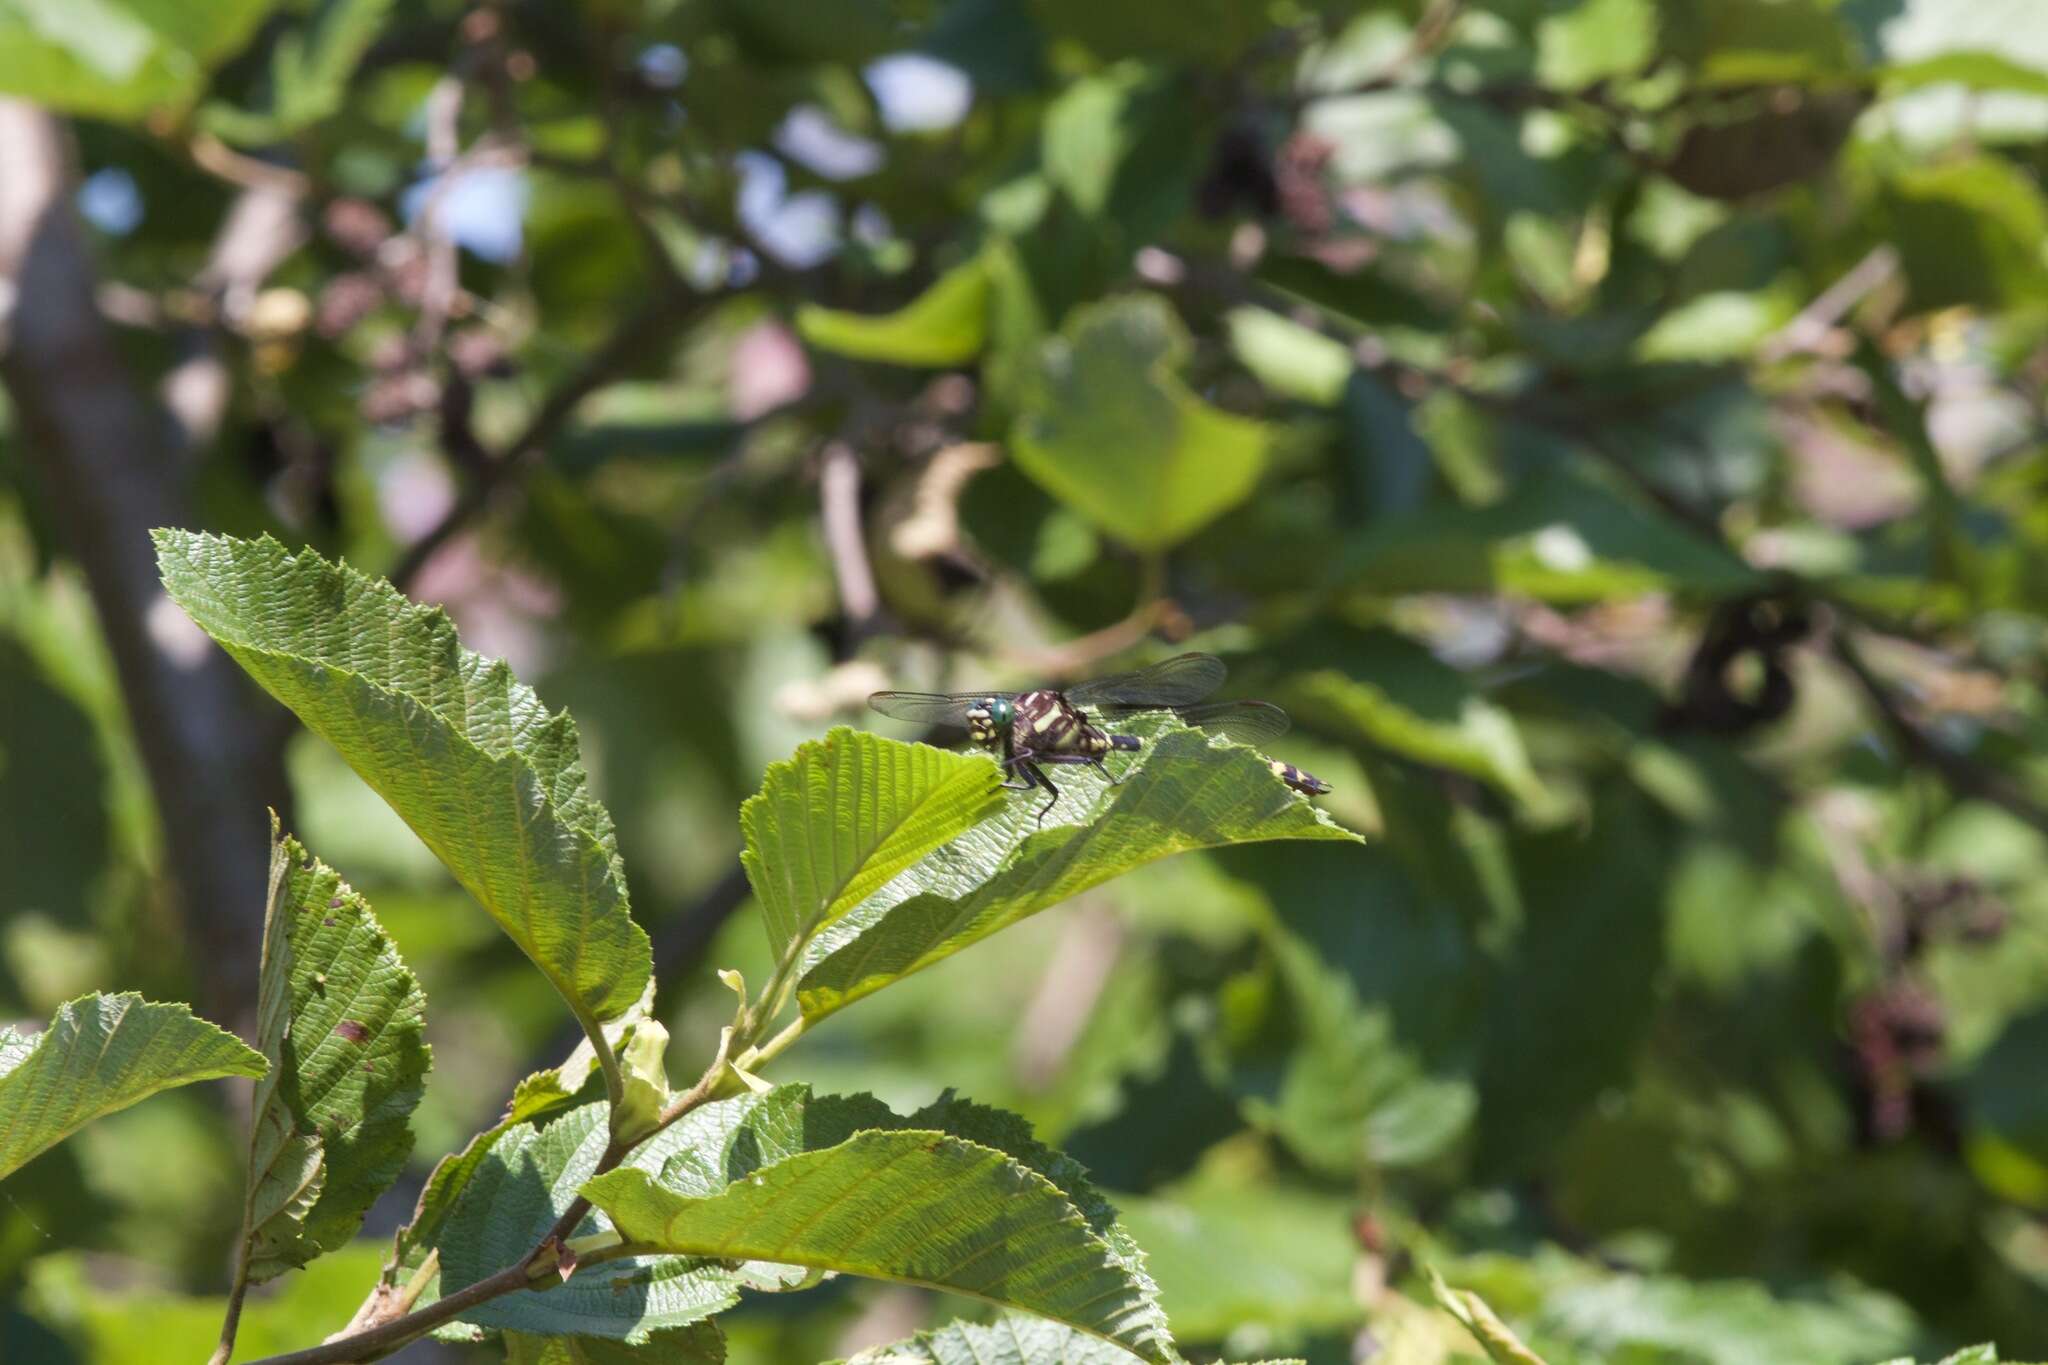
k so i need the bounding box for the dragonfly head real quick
[964,696,1013,745]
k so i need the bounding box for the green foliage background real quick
[3,0,2048,1362]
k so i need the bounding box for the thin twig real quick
[1830,628,2048,837]
[1758,246,1900,364]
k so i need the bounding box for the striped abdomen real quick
[1270,760,1331,797]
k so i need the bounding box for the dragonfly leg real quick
[1022,761,1061,824]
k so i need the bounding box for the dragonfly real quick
[868,652,1331,824]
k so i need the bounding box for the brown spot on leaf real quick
[328,896,343,909]
[335,1019,371,1044]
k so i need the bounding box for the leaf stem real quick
[208,1254,250,1365]
[735,1014,807,1073]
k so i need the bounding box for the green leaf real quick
[1226,308,1353,407]
[0,0,280,119]
[741,727,1003,960]
[1883,156,2048,313]
[797,256,993,367]
[1536,0,1657,90]
[1339,467,1758,603]
[585,1133,1177,1363]
[153,531,652,1035]
[1882,52,2048,99]
[1114,1173,1363,1345]
[435,1103,743,1341]
[239,823,430,1282]
[0,992,263,1181]
[1011,295,1273,551]
[1251,926,1476,1175]
[797,711,1359,1021]
[837,1312,1307,1365]
[202,0,397,144]
[1275,632,1553,815]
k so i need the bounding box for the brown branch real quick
[239,1259,536,1365]
[0,101,291,1031]
[1830,628,2048,837]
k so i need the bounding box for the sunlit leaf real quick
[798,255,992,367]
[0,993,262,1181]
[742,727,1002,959]
[239,823,429,1282]
[584,1106,1177,1363]
[1011,295,1273,551]
[0,0,279,119]
[202,0,397,144]
[154,531,652,1034]
[797,712,1359,1022]
[1115,1173,1363,1346]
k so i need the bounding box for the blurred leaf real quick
[1279,631,1553,815]
[1537,1269,1915,1365]
[21,1243,386,1361]
[237,824,429,1282]
[0,0,278,118]
[797,712,1360,1022]
[0,992,262,1180]
[1882,52,2048,98]
[154,531,653,1033]
[1012,295,1273,551]
[1227,308,1353,407]
[1475,793,1673,1177]
[202,0,395,143]
[584,1085,1178,1364]
[741,727,1003,960]
[1884,156,2048,312]
[1254,926,1477,1175]
[1114,1172,1362,1344]
[1339,467,1757,602]
[1536,0,1656,90]
[798,254,994,367]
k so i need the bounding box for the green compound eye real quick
[986,698,1013,727]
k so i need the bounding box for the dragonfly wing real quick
[1066,652,1227,709]
[867,691,984,726]
[1173,699,1292,745]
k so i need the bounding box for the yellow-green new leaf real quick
[0,993,263,1180]
[584,1130,1177,1364]
[152,531,651,1033]
[798,255,992,366]
[742,727,1003,959]
[239,824,429,1282]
